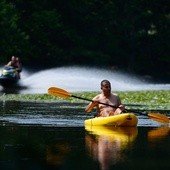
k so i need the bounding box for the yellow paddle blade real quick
[48,87,72,98]
[148,113,169,124]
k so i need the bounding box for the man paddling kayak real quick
[85,80,125,117]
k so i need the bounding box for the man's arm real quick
[85,101,98,112]
[6,61,12,67]
[85,95,99,112]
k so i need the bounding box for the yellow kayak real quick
[84,113,138,127]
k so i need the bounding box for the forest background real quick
[0,0,169,82]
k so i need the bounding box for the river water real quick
[0,101,170,170]
[0,66,170,170]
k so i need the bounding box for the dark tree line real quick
[0,0,170,81]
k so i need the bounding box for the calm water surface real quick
[0,101,170,170]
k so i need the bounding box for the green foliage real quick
[117,90,170,110]
[0,0,169,80]
[0,93,55,101]
[0,0,29,62]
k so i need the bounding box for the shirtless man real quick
[6,56,17,68]
[85,80,125,117]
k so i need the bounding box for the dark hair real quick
[100,80,111,87]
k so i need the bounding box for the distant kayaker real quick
[6,56,22,79]
[85,79,125,117]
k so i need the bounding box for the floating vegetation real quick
[0,90,170,110]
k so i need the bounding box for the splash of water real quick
[17,66,170,94]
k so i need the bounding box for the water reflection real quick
[147,126,170,141]
[0,124,170,169]
[85,126,138,170]
[46,141,70,169]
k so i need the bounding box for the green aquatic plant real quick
[0,90,170,110]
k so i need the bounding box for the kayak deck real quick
[84,113,138,127]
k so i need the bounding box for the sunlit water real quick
[0,114,164,127]
[0,101,167,127]
[0,66,169,94]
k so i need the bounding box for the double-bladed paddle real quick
[48,87,169,124]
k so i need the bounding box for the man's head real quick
[11,56,16,61]
[100,80,111,92]
[101,80,111,86]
